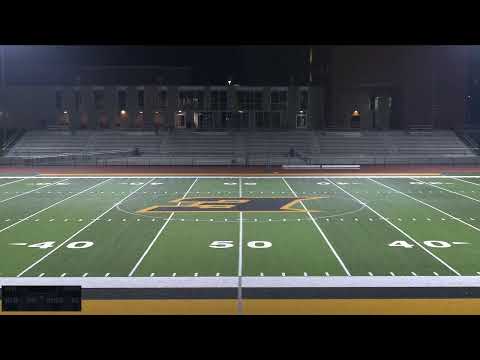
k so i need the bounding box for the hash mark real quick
[60,273,66,277]
[82,273,88,277]
[39,273,45,277]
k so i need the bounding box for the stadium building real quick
[0,46,470,132]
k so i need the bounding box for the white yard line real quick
[452,177,480,187]
[0,178,68,204]
[409,177,480,204]
[0,178,112,235]
[326,178,461,276]
[238,211,244,315]
[282,177,351,276]
[0,178,27,188]
[17,178,156,277]
[369,178,480,233]
[128,177,199,277]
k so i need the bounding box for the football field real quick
[1,174,480,279]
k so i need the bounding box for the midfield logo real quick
[137,196,325,213]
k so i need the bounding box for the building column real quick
[309,86,325,130]
[144,85,155,128]
[104,86,115,128]
[81,86,95,129]
[127,86,138,128]
[167,86,178,129]
[287,85,298,129]
[63,87,74,131]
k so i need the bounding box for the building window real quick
[210,90,227,110]
[271,91,287,110]
[296,112,308,128]
[175,112,186,128]
[255,112,270,129]
[299,90,309,110]
[55,90,63,111]
[138,90,144,109]
[118,90,127,112]
[94,90,105,110]
[178,90,204,109]
[237,90,263,111]
[157,90,168,108]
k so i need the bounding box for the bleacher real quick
[4,128,478,166]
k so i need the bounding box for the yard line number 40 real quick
[389,240,461,249]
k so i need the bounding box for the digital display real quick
[1,286,81,311]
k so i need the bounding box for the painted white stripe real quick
[239,176,242,198]
[327,178,461,276]
[0,178,68,204]
[2,175,480,180]
[17,178,156,277]
[238,211,244,315]
[0,178,27,188]
[369,178,480,234]
[128,212,175,277]
[452,177,480,187]
[410,177,480,204]
[282,177,351,276]
[4,276,480,288]
[128,178,199,277]
[0,178,112,235]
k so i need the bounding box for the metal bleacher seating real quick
[4,128,478,166]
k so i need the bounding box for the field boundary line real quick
[128,177,199,276]
[409,177,480,204]
[4,175,480,179]
[0,178,27,188]
[282,177,351,276]
[17,178,156,277]
[0,178,112,235]
[0,178,68,204]
[452,177,480,187]
[326,178,461,276]
[369,178,480,234]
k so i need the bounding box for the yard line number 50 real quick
[209,240,272,249]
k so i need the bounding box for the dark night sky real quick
[3,45,312,85]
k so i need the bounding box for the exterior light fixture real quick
[121,110,126,115]
[64,110,68,114]
[139,111,143,114]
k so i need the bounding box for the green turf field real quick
[1,175,480,278]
